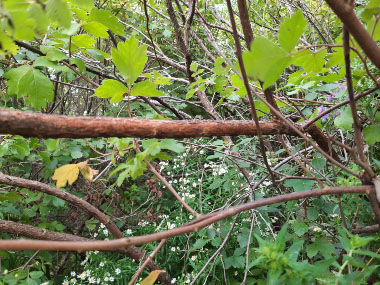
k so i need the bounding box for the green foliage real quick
[4,66,54,110]
[111,36,148,87]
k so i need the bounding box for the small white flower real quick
[200,150,204,155]
[103,229,109,236]
[104,277,109,282]
[171,247,176,252]
[191,255,197,261]
[115,268,121,275]
[234,271,238,276]
[88,276,96,284]
[70,278,77,284]
[192,182,197,187]
[93,233,98,238]
[171,278,177,284]
[110,277,114,282]
[313,226,322,232]
[189,215,193,219]
[94,251,99,255]
[79,273,86,280]
[100,223,105,229]
[96,278,100,284]
[71,272,76,277]
[100,262,105,267]
[62,281,69,285]
[126,229,132,235]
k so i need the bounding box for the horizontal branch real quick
[0,219,88,241]
[0,109,296,138]
[0,185,373,251]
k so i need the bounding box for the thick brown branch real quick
[0,186,374,251]
[324,0,380,70]
[0,109,296,138]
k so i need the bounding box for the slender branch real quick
[128,239,167,285]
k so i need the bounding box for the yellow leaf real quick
[52,164,80,189]
[140,270,166,285]
[77,161,99,181]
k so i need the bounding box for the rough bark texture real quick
[0,109,296,138]
[324,0,380,70]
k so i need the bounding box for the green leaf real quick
[292,221,309,237]
[160,139,185,153]
[243,37,291,89]
[130,81,164,97]
[293,49,327,74]
[45,48,67,61]
[284,179,315,192]
[224,255,245,269]
[71,34,96,49]
[4,66,54,110]
[279,10,307,52]
[191,239,210,250]
[88,8,124,35]
[69,58,86,72]
[34,57,72,73]
[71,0,94,11]
[112,37,147,86]
[46,0,72,28]
[83,21,109,38]
[255,100,270,117]
[334,107,353,130]
[363,125,380,145]
[4,65,30,95]
[93,79,128,103]
[306,237,335,258]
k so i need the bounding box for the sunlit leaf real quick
[52,164,80,189]
[112,36,147,86]
[140,270,166,285]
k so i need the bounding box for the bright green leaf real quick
[130,81,164,97]
[279,10,307,52]
[243,37,291,89]
[112,37,147,86]
[93,79,128,103]
[46,0,72,28]
[88,8,124,35]
[83,21,109,38]
[72,34,96,49]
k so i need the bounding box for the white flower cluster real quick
[204,161,228,176]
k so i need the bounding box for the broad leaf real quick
[52,164,80,189]
[363,124,380,145]
[88,8,124,35]
[93,79,128,103]
[82,21,109,38]
[130,81,165,97]
[77,161,99,182]
[72,34,96,49]
[243,37,291,89]
[279,10,307,52]
[46,0,72,28]
[284,179,315,192]
[160,139,185,153]
[334,107,353,130]
[4,66,54,110]
[112,37,148,86]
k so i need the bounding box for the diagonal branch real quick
[0,186,374,251]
